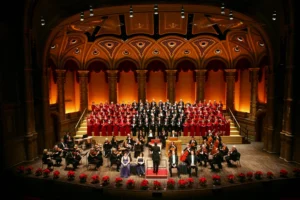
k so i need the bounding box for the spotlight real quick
[89,5,94,17]
[154,4,158,15]
[41,16,45,26]
[272,10,276,21]
[80,12,84,21]
[181,5,185,19]
[221,3,225,15]
[229,10,233,20]
[129,5,133,18]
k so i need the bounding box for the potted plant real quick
[186,178,194,187]
[25,166,34,175]
[280,169,288,178]
[178,179,187,189]
[212,174,221,185]
[238,172,246,182]
[43,168,51,178]
[153,180,162,190]
[102,175,110,186]
[267,171,274,179]
[53,170,60,179]
[167,178,175,190]
[199,177,207,187]
[227,174,235,183]
[126,179,135,189]
[16,166,25,174]
[140,179,149,190]
[115,177,123,188]
[35,168,43,176]
[67,170,75,181]
[293,168,300,177]
[246,172,253,180]
[254,171,263,180]
[91,175,100,184]
[79,173,88,183]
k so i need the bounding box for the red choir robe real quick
[113,122,119,136]
[219,122,225,136]
[183,122,189,136]
[119,122,126,136]
[195,122,201,136]
[87,119,93,136]
[101,122,107,136]
[107,122,113,136]
[125,122,131,135]
[206,121,213,134]
[225,120,230,136]
[200,121,207,136]
[190,122,195,136]
[93,120,100,136]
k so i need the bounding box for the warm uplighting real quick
[154,4,158,15]
[221,3,225,15]
[129,5,133,18]
[89,5,94,17]
[80,12,84,21]
[181,5,185,18]
[272,10,277,21]
[229,10,233,20]
[41,16,45,26]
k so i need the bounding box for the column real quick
[78,70,89,112]
[166,70,177,104]
[195,69,207,102]
[249,68,260,119]
[56,69,66,121]
[225,69,236,111]
[107,70,118,103]
[23,29,38,161]
[136,70,147,102]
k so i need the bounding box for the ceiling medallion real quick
[51,44,56,49]
[234,46,240,52]
[168,41,176,48]
[152,49,160,55]
[184,50,190,55]
[237,36,243,42]
[105,42,114,49]
[214,49,221,54]
[70,39,77,44]
[122,50,130,56]
[74,48,80,54]
[200,41,208,47]
[92,48,99,55]
[258,41,265,47]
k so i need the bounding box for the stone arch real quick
[203,57,229,69]
[144,57,169,70]
[86,58,109,70]
[233,55,254,69]
[115,58,139,70]
[174,57,198,69]
[60,57,81,70]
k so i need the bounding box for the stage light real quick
[129,5,133,18]
[41,16,45,26]
[154,4,158,15]
[229,10,233,20]
[221,3,225,15]
[89,5,94,16]
[80,12,84,21]
[272,10,276,21]
[181,6,185,18]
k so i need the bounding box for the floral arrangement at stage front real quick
[254,171,263,180]
[246,172,253,180]
[199,177,207,187]
[267,171,274,179]
[25,166,33,174]
[140,179,149,190]
[167,178,175,189]
[35,168,43,176]
[293,168,300,177]
[178,179,187,189]
[16,166,25,174]
[102,175,110,186]
[153,180,162,190]
[227,174,235,183]
[212,174,221,185]
[79,173,87,183]
[91,175,100,184]
[67,170,75,180]
[280,169,288,178]
[186,178,194,187]
[53,170,60,179]
[115,177,123,188]
[238,172,246,182]
[43,168,51,178]
[126,179,135,189]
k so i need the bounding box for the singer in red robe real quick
[101,122,107,136]
[125,121,131,135]
[107,121,113,136]
[87,118,93,136]
[113,120,119,136]
[93,120,100,136]
[119,121,126,136]
[183,120,189,136]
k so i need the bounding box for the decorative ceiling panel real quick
[96,15,122,36]
[125,13,154,35]
[159,12,187,35]
[192,14,218,35]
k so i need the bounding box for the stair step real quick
[76,130,87,134]
[230,130,240,135]
[81,122,87,126]
[78,127,87,131]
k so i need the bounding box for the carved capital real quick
[77,70,89,77]
[248,68,260,72]
[107,70,118,77]
[195,69,207,76]
[165,70,177,76]
[136,70,147,75]
[55,69,66,77]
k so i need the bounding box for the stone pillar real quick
[225,69,236,111]
[166,70,177,104]
[56,69,66,121]
[136,70,147,102]
[107,70,118,103]
[78,70,89,112]
[195,69,207,102]
[249,68,260,119]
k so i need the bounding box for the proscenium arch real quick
[174,57,198,70]
[144,57,169,70]
[233,56,254,69]
[85,58,110,70]
[60,57,81,70]
[203,57,229,69]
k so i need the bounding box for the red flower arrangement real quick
[267,171,274,179]
[153,180,162,190]
[25,166,33,174]
[79,173,88,183]
[35,168,43,176]
[91,175,100,184]
[43,168,51,178]
[255,171,263,179]
[227,174,235,183]
[17,166,25,174]
[102,175,110,186]
[186,178,194,187]
[178,179,187,189]
[238,173,246,182]
[126,179,135,189]
[280,169,288,177]
[67,170,75,180]
[293,168,300,177]
[140,179,149,190]
[167,178,175,189]
[212,174,221,185]
[246,172,253,180]
[115,177,123,187]
[53,170,60,179]
[199,177,207,186]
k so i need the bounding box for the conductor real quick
[151,142,161,174]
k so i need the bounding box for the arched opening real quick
[205,59,226,108]
[64,59,80,113]
[258,56,269,103]
[48,58,57,104]
[146,60,167,102]
[255,109,266,142]
[235,58,251,112]
[175,60,196,103]
[117,60,138,103]
[87,60,109,108]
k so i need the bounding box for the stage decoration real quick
[67,170,75,181]
[91,175,100,184]
[212,174,221,185]
[266,171,274,179]
[279,169,288,178]
[246,171,253,180]
[140,179,149,190]
[186,178,194,188]
[16,166,25,174]
[35,168,43,176]
[237,172,245,182]
[293,168,300,177]
[115,177,123,188]
[254,171,263,180]
[199,177,207,187]
[167,178,175,189]
[79,173,88,183]
[53,170,60,179]
[43,168,51,178]
[102,175,110,186]
[153,180,162,190]
[191,38,216,57]
[25,166,33,175]
[227,174,235,183]
[126,179,135,189]
[178,179,187,189]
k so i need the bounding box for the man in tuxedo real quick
[168,150,181,178]
[225,145,240,167]
[189,136,198,151]
[187,150,198,177]
[131,121,137,136]
[151,142,161,174]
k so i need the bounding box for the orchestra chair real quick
[231,152,241,167]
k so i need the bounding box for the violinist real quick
[168,142,177,157]
[225,145,240,167]
[110,148,122,172]
[42,149,54,169]
[87,148,102,170]
[196,144,208,167]
[52,145,62,166]
[209,148,223,171]
[65,149,79,169]
[189,136,197,151]
[73,145,82,163]
[219,142,229,162]
[133,138,143,158]
[111,136,118,149]
[103,138,112,159]
[168,150,181,178]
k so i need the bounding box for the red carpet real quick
[145,168,168,178]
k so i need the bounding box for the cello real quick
[180,150,189,162]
